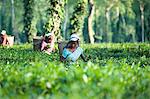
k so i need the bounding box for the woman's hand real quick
[60,56,65,62]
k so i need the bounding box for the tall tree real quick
[139,0,145,42]
[1,0,6,30]
[10,0,15,35]
[133,0,149,42]
[63,2,69,39]
[69,0,87,42]
[93,0,106,43]
[23,0,34,43]
[104,1,114,42]
[45,0,66,40]
[88,0,95,44]
[144,0,150,42]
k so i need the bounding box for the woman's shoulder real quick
[63,47,68,51]
[76,47,83,51]
[63,47,72,53]
[77,46,82,49]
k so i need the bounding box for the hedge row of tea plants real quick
[0,43,150,99]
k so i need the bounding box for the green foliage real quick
[69,0,87,41]
[0,43,150,98]
[0,0,150,43]
[44,0,66,38]
[94,0,150,43]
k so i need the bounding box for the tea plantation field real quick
[0,43,150,99]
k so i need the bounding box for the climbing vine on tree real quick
[45,0,67,39]
[23,0,34,43]
[69,0,87,41]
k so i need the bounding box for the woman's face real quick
[48,36,52,42]
[45,36,52,43]
[70,41,78,49]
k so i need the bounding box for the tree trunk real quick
[104,3,113,42]
[11,0,15,35]
[23,0,34,43]
[94,9,98,42]
[63,3,68,39]
[88,0,95,44]
[1,0,6,30]
[140,2,145,42]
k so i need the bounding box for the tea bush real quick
[0,43,150,99]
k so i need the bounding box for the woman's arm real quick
[41,41,47,51]
[60,56,66,62]
[47,42,54,53]
[81,53,88,62]
[2,35,7,45]
[46,35,55,53]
